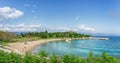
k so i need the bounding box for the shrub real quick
[38,50,48,57]
[0,50,119,63]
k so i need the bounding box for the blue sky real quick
[0,0,120,34]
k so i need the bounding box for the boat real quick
[65,39,71,42]
[65,39,71,44]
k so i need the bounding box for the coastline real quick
[4,38,65,55]
[3,37,109,55]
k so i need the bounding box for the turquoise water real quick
[32,36,120,57]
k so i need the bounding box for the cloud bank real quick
[0,24,42,32]
[75,24,96,32]
[0,24,96,32]
[0,7,24,21]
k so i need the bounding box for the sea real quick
[31,36,120,57]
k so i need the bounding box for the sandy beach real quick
[4,39,64,55]
[3,37,107,55]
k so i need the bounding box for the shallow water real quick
[32,36,120,57]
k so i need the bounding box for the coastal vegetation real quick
[0,30,92,43]
[18,30,91,39]
[0,31,16,45]
[17,30,91,39]
[14,30,91,42]
[0,50,120,63]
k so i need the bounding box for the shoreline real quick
[4,38,65,55]
[3,37,109,55]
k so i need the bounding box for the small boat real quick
[66,39,69,42]
[65,39,71,42]
[65,39,71,44]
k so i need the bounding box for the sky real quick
[0,0,120,35]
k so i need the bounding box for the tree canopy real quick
[19,31,92,39]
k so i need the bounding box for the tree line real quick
[17,30,91,39]
[0,30,91,43]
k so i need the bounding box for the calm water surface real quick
[32,36,120,57]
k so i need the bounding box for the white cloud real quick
[55,27,70,31]
[0,24,2,27]
[75,16,80,21]
[17,23,25,28]
[0,24,42,32]
[75,24,96,32]
[0,24,96,32]
[0,7,24,21]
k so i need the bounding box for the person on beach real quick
[24,41,27,52]
[24,41,27,45]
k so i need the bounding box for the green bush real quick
[61,55,83,63]
[38,50,48,57]
[49,54,61,63]
[0,50,119,63]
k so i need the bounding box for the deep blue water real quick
[32,36,120,57]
